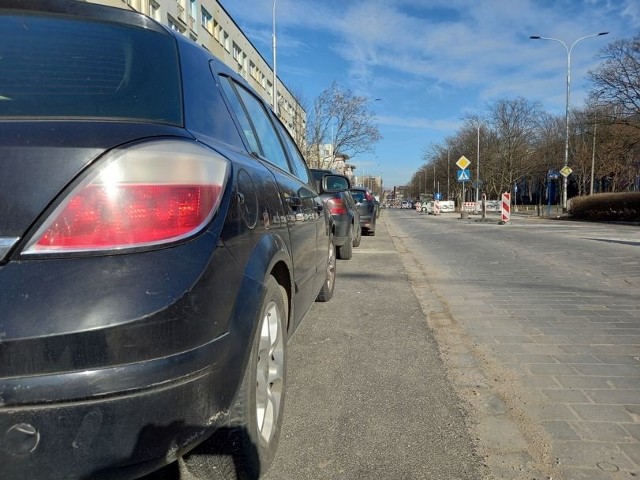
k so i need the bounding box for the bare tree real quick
[575,104,640,193]
[305,82,381,169]
[588,36,640,123]
[486,97,544,195]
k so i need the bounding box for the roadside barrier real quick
[434,200,441,215]
[462,202,477,212]
[501,193,511,223]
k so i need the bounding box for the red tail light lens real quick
[24,139,229,254]
[365,192,375,202]
[326,198,347,215]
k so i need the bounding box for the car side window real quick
[221,78,292,174]
[277,123,310,185]
[219,77,261,154]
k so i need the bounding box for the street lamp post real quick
[447,148,450,200]
[272,0,277,115]
[475,123,480,203]
[590,115,597,195]
[433,163,436,196]
[530,32,608,211]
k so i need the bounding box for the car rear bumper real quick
[0,336,234,480]
[0,236,257,480]
[359,215,375,230]
[331,215,351,246]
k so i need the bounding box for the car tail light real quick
[365,192,375,202]
[326,198,347,215]
[23,139,229,254]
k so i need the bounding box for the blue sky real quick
[221,0,640,188]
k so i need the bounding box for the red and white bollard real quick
[434,200,441,215]
[501,192,511,223]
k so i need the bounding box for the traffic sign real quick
[457,169,471,182]
[560,166,573,177]
[456,156,471,170]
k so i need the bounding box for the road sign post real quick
[456,157,472,213]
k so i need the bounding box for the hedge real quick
[568,192,640,221]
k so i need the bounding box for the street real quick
[266,209,640,480]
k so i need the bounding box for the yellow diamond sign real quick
[560,166,573,177]
[456,156,471,170]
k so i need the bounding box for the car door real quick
[219,77,321,327]
[276,123,329,297]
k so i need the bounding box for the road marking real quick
[354,249,397,254]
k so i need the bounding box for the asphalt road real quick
[266,208,640,480]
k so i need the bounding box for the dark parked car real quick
[0,2,336,479]
[350,186,379,236]
[310,169,361,260]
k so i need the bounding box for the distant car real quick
[311,169,361,259]
[401,200,411,209]
[0,2,336,479]
[350,186,378,236]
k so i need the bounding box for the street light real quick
[475,122,481,203]
[530,31,608,211]
[272,0,277,115]
[590,112,597,195]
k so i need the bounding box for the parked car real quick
[0,2,336,479]
[350,186,379,236]
[310,169,361,259]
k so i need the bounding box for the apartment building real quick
[87,0,306,144]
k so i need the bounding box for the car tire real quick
[337,227,353,260]
[316,237,336,302]
[178,275,287,479]
[367,223,376,236]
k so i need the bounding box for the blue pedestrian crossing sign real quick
[457,169,471,182]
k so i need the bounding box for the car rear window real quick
[351,191,365,202]
[0,11,182,124]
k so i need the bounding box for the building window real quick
[213,20,219,41]
[148,0,160,21]
[188,0,197,31]
[223,31,230,52]
[168,15,186,34]
[201,7,213,33]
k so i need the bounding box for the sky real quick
[221,0,640,189]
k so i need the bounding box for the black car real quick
[350,186,379,235]
[0,2,336,479]
[310,169,361,259]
